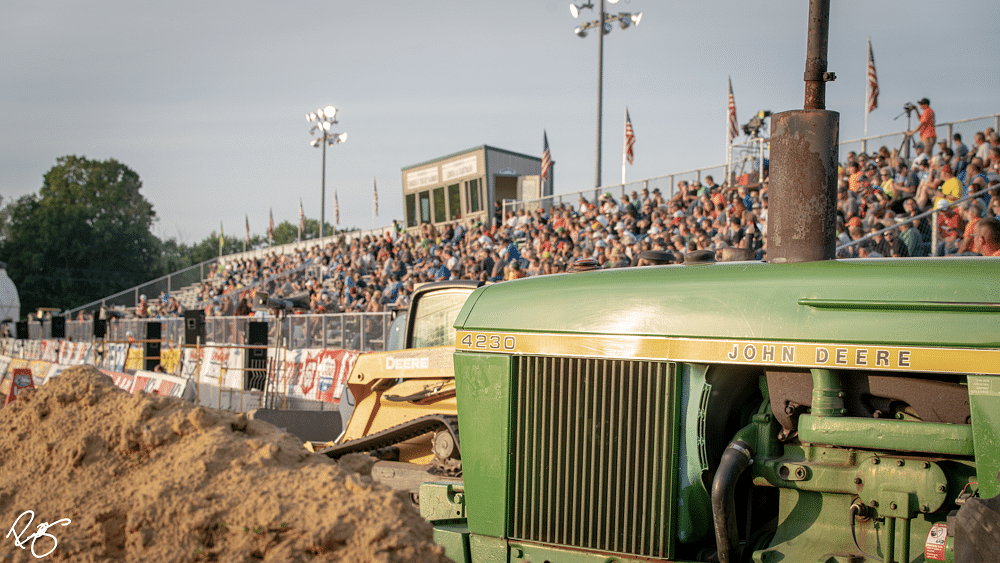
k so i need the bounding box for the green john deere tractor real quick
[419,258,1000,563]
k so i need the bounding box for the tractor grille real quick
[510,356,677,559]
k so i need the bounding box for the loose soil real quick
[0,365,452,563]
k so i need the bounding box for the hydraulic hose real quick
[712,439,754,563]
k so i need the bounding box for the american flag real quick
[866,37,879,113]
[373,177,378,216]
[727,77,738,143]
[298,198,304,240]
[624,110,635,165]
[541,131,552,181]
[334,190,340,225]
[268,208,274,241]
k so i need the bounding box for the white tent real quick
[0,264,20,325]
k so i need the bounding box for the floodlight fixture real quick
[305,104,347,240]
[569,0,643,189]
[570,2,594,18]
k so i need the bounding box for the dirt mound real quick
[0,366,451,563]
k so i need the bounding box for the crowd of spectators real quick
[835,126,1000,258]
[97,123,1000,321]
[188,172,771,318]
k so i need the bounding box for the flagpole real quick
[726,77,736,188]
[726,93,731,188]
[864,36,876,154]
[622,107,628,185]
[864,39,869,142]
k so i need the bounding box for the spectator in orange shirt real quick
[908,98,936,158]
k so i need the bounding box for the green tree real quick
[0,156,160,315]
[270,218,333,245]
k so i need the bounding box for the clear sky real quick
[3,0,998,244]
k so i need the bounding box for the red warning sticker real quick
[925,522,947,561]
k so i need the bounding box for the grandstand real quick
[59,111,1000,326]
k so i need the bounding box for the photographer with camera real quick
[906,98,936,158]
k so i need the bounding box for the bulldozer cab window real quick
[410,289,469,348]
[386,311,408,351]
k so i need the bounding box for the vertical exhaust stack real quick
[767,0,839,264]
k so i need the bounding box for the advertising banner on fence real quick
[199,347,227,385]
[226,348,245,389]
[161,348,182,375]
[180,348,201,379]
[41,341,59,363]
[57,342,72,365]
[124,347,144,372]
[105,343,130,373]
[271,348,357,404]
[57,341,93,365]
[105,370,136,393]
[132,370,189,399]
[188,347,246,390]
[3,342,359,406]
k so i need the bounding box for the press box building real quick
[401,145,553,230]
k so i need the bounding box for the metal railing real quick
[504,163,732,217]
[218,225,396,266]
[46,312,392,352]
[67,258,218,316]
[844,113,1000,157]
[507,113,999,216]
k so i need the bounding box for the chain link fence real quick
[44,312,392,352]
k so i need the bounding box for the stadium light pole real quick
[306,106,347,240]
[570,0,642,189]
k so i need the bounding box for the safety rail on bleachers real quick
[843,113,1000,158]
[504,163,732,217]
[507,112,1000,217]
[218,224,395,266]
[67,258,218,316]
[31,312,393,353]
[65,226,397,317]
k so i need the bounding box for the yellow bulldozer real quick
[318,280,480,493]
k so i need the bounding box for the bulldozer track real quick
[317,414,460,460]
